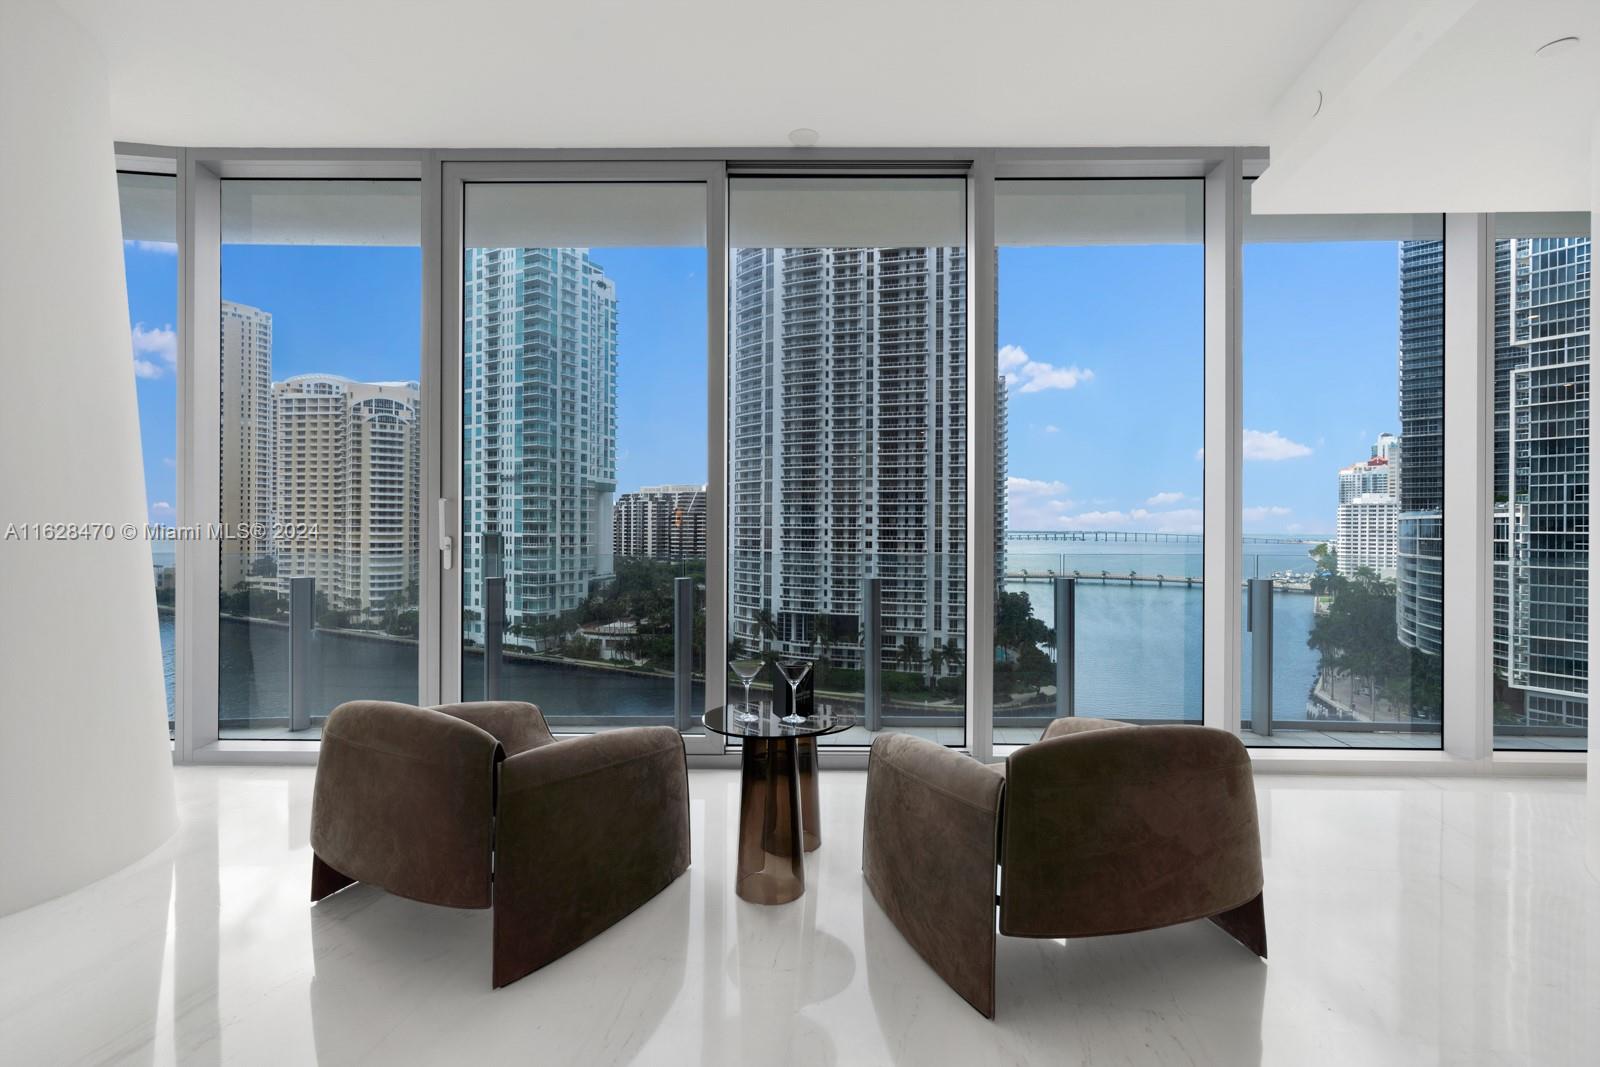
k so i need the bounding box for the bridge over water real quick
[1003,569,1315,593]
[1006,530,1322,546]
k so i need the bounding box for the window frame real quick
[128,143,1582,774]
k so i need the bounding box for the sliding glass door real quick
[992,179,1204,742]
[1240,190,1445,748]
[726,176,969,747]
[217,179,422,739]
[449,170,716,737]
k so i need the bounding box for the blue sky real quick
[125,238,1406,538]
[1000,240,1405,536]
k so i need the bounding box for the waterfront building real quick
[728,245,973,674]
[1336,434,1401,578]
[1336,493,1400,579]
[1337,433,1398,503]
[219,300,274,589]
[613,484,708,562]
[266,375,421,620]
[461,247,618,641]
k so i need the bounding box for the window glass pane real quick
[1492,214,1589,751]
[118,171,179,736]
[1242,184,1444,747]
[459,182,707,734]
[994,179,1204,744]
[728,176,968,746]
[219,179,422,739]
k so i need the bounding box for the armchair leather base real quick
[309,853,355,903]
[1208,891,1268,959]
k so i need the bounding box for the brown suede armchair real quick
[310,700,690,988]
[862,717,1266,1018]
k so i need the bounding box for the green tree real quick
[896,635,923,675]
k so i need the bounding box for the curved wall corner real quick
[0,0,178,917]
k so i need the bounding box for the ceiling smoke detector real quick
[1535,36,1580,58]
[788,128,820,147]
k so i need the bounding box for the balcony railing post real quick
[1248,577,1274,736]
[484,575,505,701]
[1054,576,1076,718]
[862,576,882,732]
[289,576,315,733]
[674,576,694,733]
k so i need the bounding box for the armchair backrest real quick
[311,700,502,908]
[998,724,1262,938]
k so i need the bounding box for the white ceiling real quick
[58,0,1600,213]
[1253,0,1600,213]
[61,0,1359,148]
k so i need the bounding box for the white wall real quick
[0,0,177,916]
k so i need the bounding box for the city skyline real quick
[127,238,1425,541]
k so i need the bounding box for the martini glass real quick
[778,659,812,725]
[730,659,763,724]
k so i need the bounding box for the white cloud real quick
[149,501,175,519]
[1048,507,1205,535]
[998,344,1094,395]
[1006,476,1076,528]
[126,240,178,255]
[1194,429,1313,463]
[1243,505,1292,523]
[1243,429,1312,461]
[1145,491,1186,507]
[162,456,176,468]
[131,323,177,379]
[1043,424,1060,434]
[1008,476,1069,497]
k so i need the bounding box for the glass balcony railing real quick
[725,551,967,748]
[462,553,707,735]
[996,545,1203,745]
[1239,551,1442,747]
[217,547,420,739]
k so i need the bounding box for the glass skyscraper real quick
[461,246,618,642]
[1397,234,1592,730]
[1396,240,1446,657]
[1495,236,1590,729]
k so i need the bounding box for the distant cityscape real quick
[194,230,1588,732]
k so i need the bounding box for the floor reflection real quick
[309,873,690,1064]
[721,886,856,1066]
[2,766,1595,1066]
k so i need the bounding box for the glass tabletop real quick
[702,703,856,740]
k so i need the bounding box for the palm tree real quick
[941,637,964,675]
[928,644,945,681]
[897,635,923,674]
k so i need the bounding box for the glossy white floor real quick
[2,766,1597,1066]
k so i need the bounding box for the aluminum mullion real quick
[968,154,997,762]
[1203,151,1243,734]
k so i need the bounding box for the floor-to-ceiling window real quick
[217,179,422,738]
[1241,191,1445,747]
[458,181,708,733]
[1492,213,1590,751]
[727,177,968,746]
[117,170,179,736]
[993,179,1205,742]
